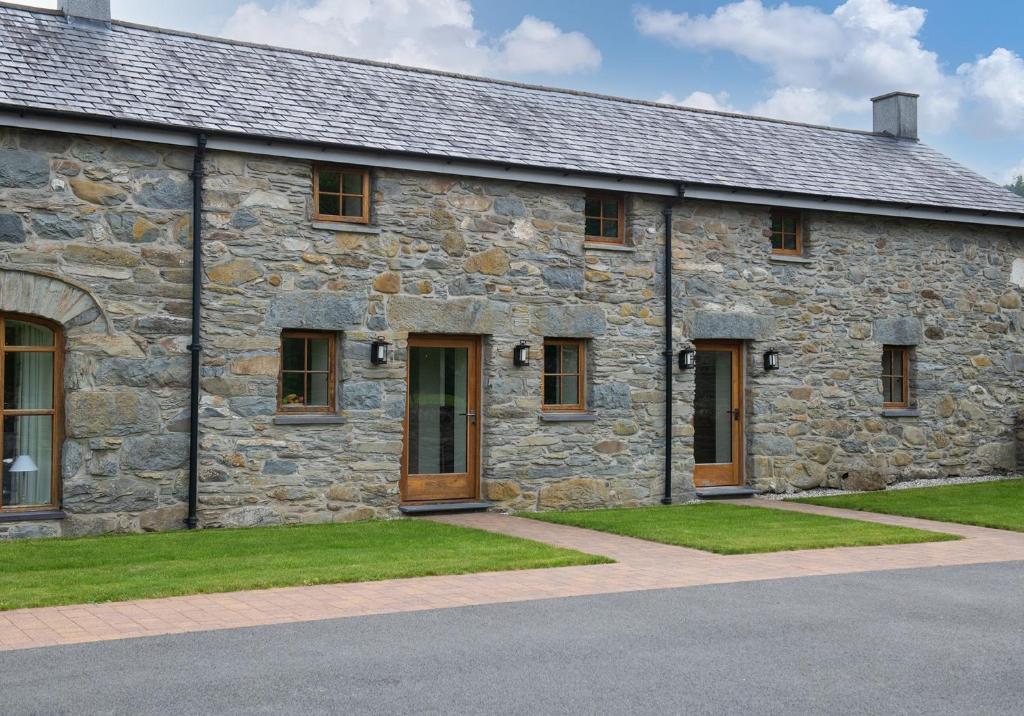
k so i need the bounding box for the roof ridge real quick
[0,0,884,140]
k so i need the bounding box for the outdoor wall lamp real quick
[678,347,696,370]
[370,336,391,365]
[763,348,780,371]
[513,340,531,367]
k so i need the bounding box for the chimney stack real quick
[871,91,919,140]
[59,0,111,23]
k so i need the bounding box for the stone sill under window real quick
[539,412,598,422]
[0,510,65,523]
[311,221,382,234]
[769,254,813,265]
[273,415,346,426]
[584,241,635,253]
[882,408,920,418]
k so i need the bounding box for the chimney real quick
[59,0,111,23]
[871,91,919,140]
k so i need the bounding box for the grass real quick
[0,519,609,611]
[523,502,958,555]
[796,478,1024,532]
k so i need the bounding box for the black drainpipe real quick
[185,133,207,529]
[662,185,684,505]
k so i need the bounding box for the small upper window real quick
[770,208,802,255]
[584,195,624,243]
[882,346,910,408]
[279,331,336,413]
[314,166,369,223]
[542,339,586,411]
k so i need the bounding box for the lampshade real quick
[8,454,38,473]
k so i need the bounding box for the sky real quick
[20,0,1024,184]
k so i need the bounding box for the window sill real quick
[311,221,382,234]
[882,408,920,418]
[583,242,635,253]
[273,415,345,426]
[769,255,813,265]
[539,412,598,422]
[0,509,65,523]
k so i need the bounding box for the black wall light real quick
[513,340,531,367]
[370,336,391,365]
[763,348,780,371]
[678,347,696,370]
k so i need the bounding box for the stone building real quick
[0,1,1021,538]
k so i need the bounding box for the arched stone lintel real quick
[0,267,113,333]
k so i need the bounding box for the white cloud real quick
[494,16,601,75]
[750,87,845,125]
[958,48,1024,132]
[636,0,960,130]
[656,90,735,112]
[221,0,600,76]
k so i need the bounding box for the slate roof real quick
[1,4,1023,217]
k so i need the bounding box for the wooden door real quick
[692,341,744,487]
[401,335,480,503]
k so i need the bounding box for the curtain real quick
[4,322,54,507]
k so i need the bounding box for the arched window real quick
[0,315,61,512]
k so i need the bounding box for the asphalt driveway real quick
[5,561,1023,715]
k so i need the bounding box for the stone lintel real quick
[265,292,367,330]
[872,317,922,345]
[387,295,510,334]
[530,304,607,338]
[691,311,772,340]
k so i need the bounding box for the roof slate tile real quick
[1,5,1022,216]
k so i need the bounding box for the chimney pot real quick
[59,0,111,23]
[872,91,919,140]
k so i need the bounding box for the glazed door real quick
[692,341,743,487]
[402,335,480,502]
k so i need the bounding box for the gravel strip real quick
[759,474,1022,501]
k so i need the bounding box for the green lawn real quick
[0,519,608,611]
[524,502,957,555]
[796,478,1024,532]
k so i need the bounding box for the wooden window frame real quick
[277,330,337,414]
[312,165,370,224]
[0,313,62,514]
[881,345,910,408]
[584,193,625,244]
[770,208,803,256]
[542,338,587,412]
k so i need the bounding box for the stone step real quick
[399,501,493,515]
[695,487,759,500]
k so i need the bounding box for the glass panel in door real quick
[694,350,734,465]
[408,346,469,475]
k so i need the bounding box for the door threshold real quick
[399,501,493,515]
[695,487,759,500]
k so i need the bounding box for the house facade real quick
[0,1,1022,538]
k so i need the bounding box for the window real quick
[542,339,586,411]
[313,165,369,223]
[770,208,802,255]
[278,331,336,413]
[882,346,910,408]
[584,194,624,243]
[0,315,60,512]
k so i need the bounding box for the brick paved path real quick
[2,499,1022,652]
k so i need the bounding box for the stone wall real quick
[0,128,194,537]
[0,126,1021,537]
[669,201,1024,492]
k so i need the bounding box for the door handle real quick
[726,409,740,422]
[460,410,477,424]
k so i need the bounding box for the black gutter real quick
[185,133,207,529]
[661,188,680,505]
